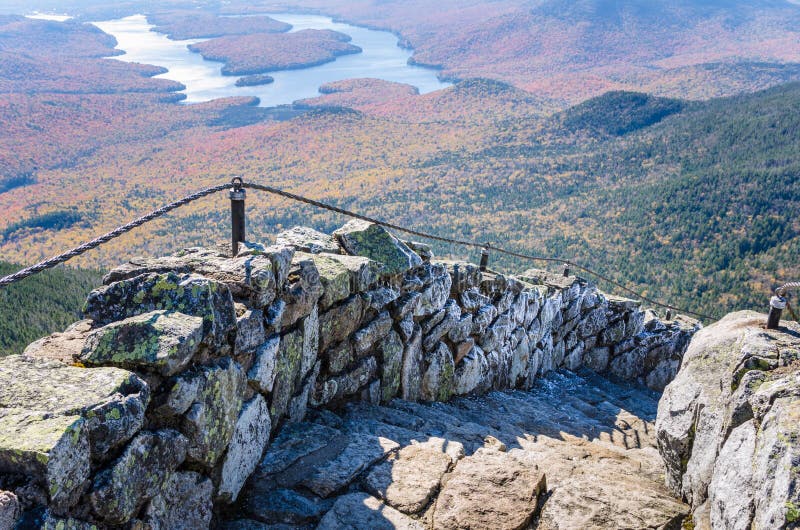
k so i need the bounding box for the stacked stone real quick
[0,220,696,529]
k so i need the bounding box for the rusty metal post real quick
[563,265,570,277]
[230,178,245,257]
[767,294,786,329]
[479,248,489,272]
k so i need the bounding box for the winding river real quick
[92,13,450,107]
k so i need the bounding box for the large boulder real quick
[0,356,149,511]
[85,272,236,349]
[334,220,422,277]
[656,311,800,529]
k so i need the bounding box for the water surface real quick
[93,13,450,107]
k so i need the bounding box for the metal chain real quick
[0,178,716,320]
[0,183,229,287]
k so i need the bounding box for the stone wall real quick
[0,220,697,529]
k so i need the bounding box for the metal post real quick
[563,265,570,277]
[230,177,246,257]
[479,248,489,272]
[767,294,786,330]
[665,309,672,320]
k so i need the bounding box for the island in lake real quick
[187,29,362,76]
[235,74,274,87]
[148,12,290,40]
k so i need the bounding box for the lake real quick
[92,13,451,107]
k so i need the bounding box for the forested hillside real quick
[0,262,100,356]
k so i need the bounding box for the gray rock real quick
[363,287,400,312]
[415,267,452,317]
[300,306,319,382]
[90,429,188,524]
[242,486,332,525]
[235,309,266,356]
[85,272,236,349]
[288,360,320,423]
[646,358,680,391]
[584,346,610,373]
[311,356,378,406]
[22,320,92,364]
[453,346,489,396]
[180,358,245,469]
[708,420,756,530]
[318,295,364,352]
[0,490,20,530]
[432,448,547,530]
[256,422,341,477]
[509,334,531,387]
[317,492,425,530]
[275,226,342,255]
[448,314,473,344]
[217,395,271,503]
[391,292,421,320]
[325,341,354,374]
[459,288,490,313]
[0,357,149,510]
[401,328,424,402]
[334,220,422,277]
[364,444,452,514]
[280,254,323,328]
[609,346,646,380]
[380,331,404,403]
[143,471,213,530]
[421,342,455,402]
[422,300,461,351]
[248,335,279,394]
[300,435,399,497]
[353,311,393,356]
[80,310,204,376]
[263,299,285,335]
[270,329,303,421]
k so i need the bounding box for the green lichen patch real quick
[80,310,203,376]
[334,220,422,277]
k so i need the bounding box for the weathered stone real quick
[318,295,364,352]
[708,420,756,530]
[361,378,382,404]
[606,295,641,312]
[309,253,352,309]
[243,486,333,525]
[453,345,489,396]
[275,226,342,255]
[421,342,455,402]
[646,358,680,391]
[454,338,475,365]
[22,320,92,364]
[80,310,203,376]
[415,266,452,317]
[180,358,245,469]
[247,335,279,394]
[235,309,265,356]
[397,314,415,342]
[423,300,461,351]
[365,445,452,514]
[600,318,626,345]
[85,272,236,349]
[38,515,99,530]
[280,254,322,328]
[563,343,584,371]
[334,220,422,277]
[448,314,473,344]
[0,357,149,509]
[143,471,213,530]
[433,448,546,530]
[577,306,608,339]
[353,311,393,356]
[256,422,340,477]
[311,356,378,406]
[270,329,303,421]
[509,334,532,387]
[609,347,646,380]
[478,312,511,353]
[363,287,400,312]
[404,240,433,261]
[401,328,424,402]
[584,346,610,373]
[217,395,271,503]
[301,435,399,497]
[90,429,188,524]
[262,299,285,335]
[325,341,354,374]
[317,492,425,530]
[391,292,421,320]
[234,243,295,289]
[656,311,791,519]
[0,490,20,530]
[380,331,404,403]
[288,360,319,423]
[299,306,319,382]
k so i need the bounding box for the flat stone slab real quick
[256,422,341,477]
[300,434,399,497]
[334,220,422,277]
[433,448,547,530]
[317,492,425,530]
[243,486,333,525]
[0,356,149,510]
[364,444,452,514]
[80,310,204,376]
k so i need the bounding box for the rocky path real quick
[225,369,687,530]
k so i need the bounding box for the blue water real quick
[92,13,450,107]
